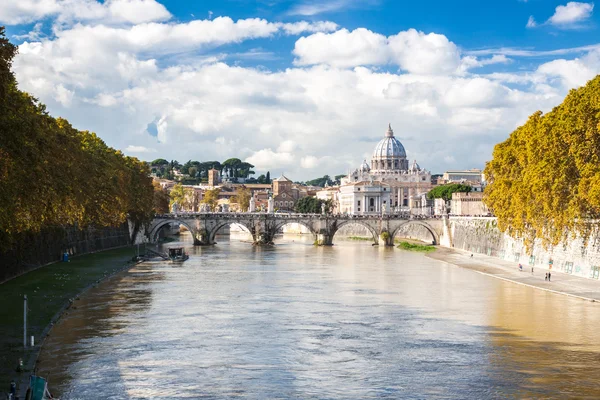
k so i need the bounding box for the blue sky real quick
[2,0,599,178]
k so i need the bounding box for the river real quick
[36,233,600,399]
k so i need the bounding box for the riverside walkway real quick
[430,247,600,302]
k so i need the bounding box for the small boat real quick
[168,247,189,262]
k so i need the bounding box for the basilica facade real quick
[339,124,432,214]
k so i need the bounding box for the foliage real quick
[347,236,372,241]
[202,188,221,211]
[152,181,170,214]
[426,183,472,201]
[397,241,436,252]
[266,171,271,184]
[304,175,334,187]
[484,75,600,251]
[151,158,169,166]
[294,197,333,214]
[232,187,252,211]
[0,29,154,249]
[380,231,390,240]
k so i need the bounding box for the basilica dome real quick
[371,124,408,172]
[373,124,406,159]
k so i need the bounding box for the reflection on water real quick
[37,233,600,399]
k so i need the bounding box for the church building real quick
[339,124,432,214]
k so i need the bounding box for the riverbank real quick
[429,247,600,302]
[0,246,140,397]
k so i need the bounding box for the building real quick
[208,168,220,187]
[450,192,489,216]
[340,124,432,213]
[338,181,391,214]
[273,174,300,211]
[441,169,483,183]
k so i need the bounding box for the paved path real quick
[428,247,600,302]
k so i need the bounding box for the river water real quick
[37,233,600,399]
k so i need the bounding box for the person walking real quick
[548,272,551,281]
[519,263,523,271]
[531,266,534,274]
[545,273,548,281]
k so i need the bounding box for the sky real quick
[2,0,600,179]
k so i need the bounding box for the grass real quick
[0,246,138,390]
[347,236,373,241]
[397,241,436,253]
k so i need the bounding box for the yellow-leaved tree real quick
[484,75,600,251]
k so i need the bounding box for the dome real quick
[372,124,406,159]
[359,159,370,172]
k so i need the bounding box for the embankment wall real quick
[0,223,130,283]
[447,217,600,280]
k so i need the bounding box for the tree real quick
[427,183,472,201]
[202,188,221,211]
[334,174,346,184]
[265,171,271,184]
[153,181,170,213]
[305,175,333,187]
[232,187,251,211]
[256,174,266,184]
[484,75,600,251]
[189,166,198,178]
[151,158,169,166]
[169,183,193,210]
[295,197,327,213]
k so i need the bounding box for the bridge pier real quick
[379,231,394,246]
[193,229,212,245]
[316,233,333,246]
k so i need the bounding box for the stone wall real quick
[0,223,131,283]
[447,217,600,280]
[393,223,437,244]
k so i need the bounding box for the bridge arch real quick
[272,220,318,240]
[149,219,196,242]
[208,220,253,244]
[391,220,439,245]
[330,219,379,244]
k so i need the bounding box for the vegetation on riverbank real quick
[347,236,373,241]
[0,30,157,251]
[0,247,138,389]
[397,241,436,252]
[484,75,600,250]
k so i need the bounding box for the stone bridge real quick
[148,213,447,246]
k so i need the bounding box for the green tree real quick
[153,181,170,214]
[202,188,221,211]
[426,183,472,201]
[265,171,271,184]
[189,166,198,177]
[484,75,600,251]
[232,187,251,211]
[294,197,327,213]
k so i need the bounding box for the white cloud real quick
[125,145,157,153]
[246,148,295,170]
[293,28,388,68]
[8,11,600,179]
[527,2,594,29]
[300,155,320,168]
[293,28,466,75]
[0,0,172,26]
[549,2,594,25]
[536,49,600,89]
[288,0,352,16]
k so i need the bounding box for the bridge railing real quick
[154,212,443,220]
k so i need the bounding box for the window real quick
[357,188,361,191]
[358,207,360,211]
[282,193,286,198]
[369,198,375,207]
[383,188,386,191]
[564,261,573,274]
[357,200,361,206]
